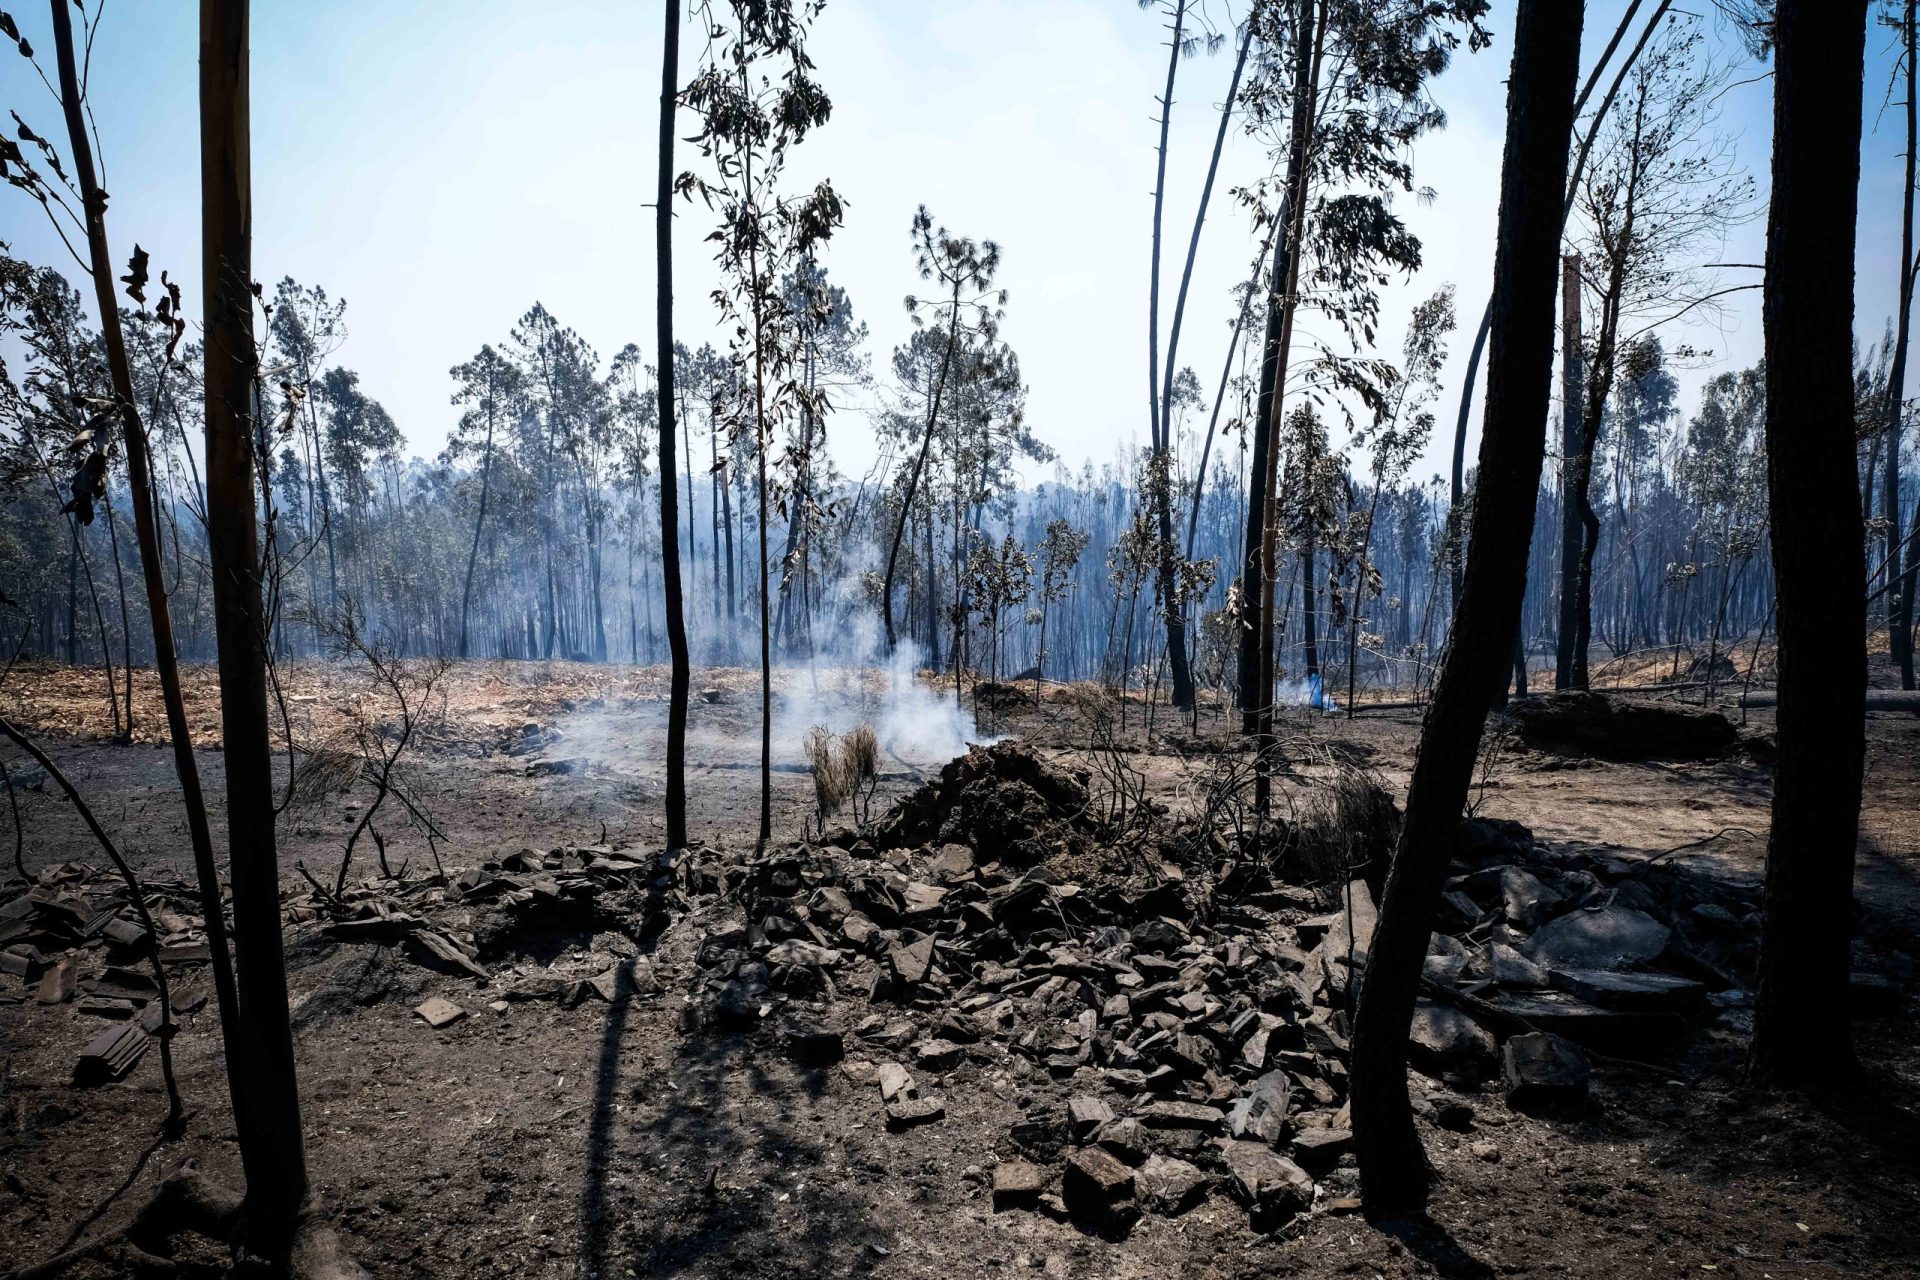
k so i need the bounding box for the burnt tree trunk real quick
[201,9,364,1272]
[1748,0,1870,1086]
[1348,0,1583,1211]
[1555,252,1584,688]
[657,0,691,850]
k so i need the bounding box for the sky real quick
[1,1,1913,492]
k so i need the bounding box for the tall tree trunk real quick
[1748,0,1869,1086]
[882,291,963,650]
[1251,0,1324,814]
[1188,220,1278,559]
[1447,0,1668,609]
[657,0,690,850]
[1239,0,1318,751]
[458,385,495,660]
[1349,0,1583,1211]
[202,5,368,1270]
[47,0,250,1159]
[1888,0,1917,691]
[1555,252,1584,688]
[1145,0,1186,456]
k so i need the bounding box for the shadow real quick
[615,1029,884,1279]
[55,1125,171,1252]
[575,957,636,1279]
[1364,1211,1497,1278]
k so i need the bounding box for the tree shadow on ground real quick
[1364,1210,1496,1279]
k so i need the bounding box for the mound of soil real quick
[1512,692,1738,760]
[873,741,1094,865]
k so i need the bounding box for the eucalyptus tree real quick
[881,208,1004,653]
[1032,516,1090,694]
[1233,0,1489,807]
[775,260,868,655]
[656,0,691,847]
[1557,16,1755,689]
[1343,284,1454,711]
[679,0,844,847]
[963,532,1033,698]
[1349,0,1583,1210]
[446,345,524,658]
[267,278,349,603]
[1141,0,1232,710]
[1449,0,1678,606]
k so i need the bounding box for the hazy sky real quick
[2,1,1911,490]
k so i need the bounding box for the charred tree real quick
[1349,0,1583,1210]
[657,0,691,851]
[1748,0,1870,1087]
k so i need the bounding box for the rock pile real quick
[678,743,1842,1236]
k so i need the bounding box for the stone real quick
[888,935,937,985]
[1094,1117,1151,1165]
[765,939,841,969]
[929,844,976,882]
[913,1038,966,1072]
[1221,1141,1314,1231]
[841,914,877,947]
[992,1160,1050,1211]
[1135,1154,1209,1216]
[1490,990,1686,1056]
[1131,919,1186,954]
[787,1025,844,1067]
[1062,1146,1136,1230]
[1547,967,1707,1012]
[1227,1069,1291,1145]
[36,960,75,1004]
[1486,942,1551,989]
[1502,1032,1591,1109]
[1407,1000,1497,1079]
[1289,1126,1352,1171]
[1136,1100,1225,1131]
[1524,904,1670,971]
[1321,880,1378,962]
[1434,1100,1476,1132]
[885,1097,946,1129]
[1067,1095,1114,1141]
[877,1061,915,1102]
[413,996,467,1029]
[901,882,949,917]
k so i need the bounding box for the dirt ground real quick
[2,660,1917,1280]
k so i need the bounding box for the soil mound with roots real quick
[1511,692,1738,760]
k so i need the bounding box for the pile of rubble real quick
[291,844,670,1019]
[870,740,1098,866]
[0,863,215,1083]
[673,742,1846,1236]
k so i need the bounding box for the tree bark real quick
[1555,252,1584,688]
[1349,0,1582,1211]
[656,0,691,850]
[201,3,354,1261]
[1748,0,1869,1086]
